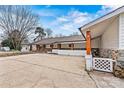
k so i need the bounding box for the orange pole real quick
[86,31,91,55]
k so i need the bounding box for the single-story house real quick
[79,6,124,60]
[31,35,99,56]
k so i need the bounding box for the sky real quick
[30,5,121,37]
[0,5,121,42]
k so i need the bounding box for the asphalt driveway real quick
[0,54,96,88]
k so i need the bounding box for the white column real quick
[85,54,93,71]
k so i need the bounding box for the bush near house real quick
[1,39,22,51]
[1,39,14,49]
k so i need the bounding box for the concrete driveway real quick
[0,54,96,88]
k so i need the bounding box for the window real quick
[69,44,74,47]
[50,44,53,48]
[69,44,72,47]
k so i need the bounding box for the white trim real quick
[80,6,124,31]
[119,13,121,49]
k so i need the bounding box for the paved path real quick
[0,54,96,88]
[89,71,124,88]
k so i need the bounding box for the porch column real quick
[85,31,93,71]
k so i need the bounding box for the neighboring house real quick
[21,44,31,52]
[79,6,124,60]
[21,40,31,52]
[31,35,99,56]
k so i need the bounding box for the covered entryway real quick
[79,10,119,72]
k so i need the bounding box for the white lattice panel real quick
[93,58,113,72]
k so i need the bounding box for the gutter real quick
[78,28,86,41]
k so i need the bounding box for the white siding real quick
[101,17,119,49]
[119,13,124,49]
[91,37,101,48]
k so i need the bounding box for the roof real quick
[21,39,30,45]
[32,35,85,45]
[78,6,124,39]
[79,5,124,31]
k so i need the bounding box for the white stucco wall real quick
[101,17,119,49]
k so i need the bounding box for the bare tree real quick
[45,28,53,38]
[0,5,39,50]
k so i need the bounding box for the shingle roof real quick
[32,35,85,45]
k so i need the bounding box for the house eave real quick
[79,5,124,31]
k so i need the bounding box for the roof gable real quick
[79,6,124,31]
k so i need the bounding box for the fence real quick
[93,58,116,72]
